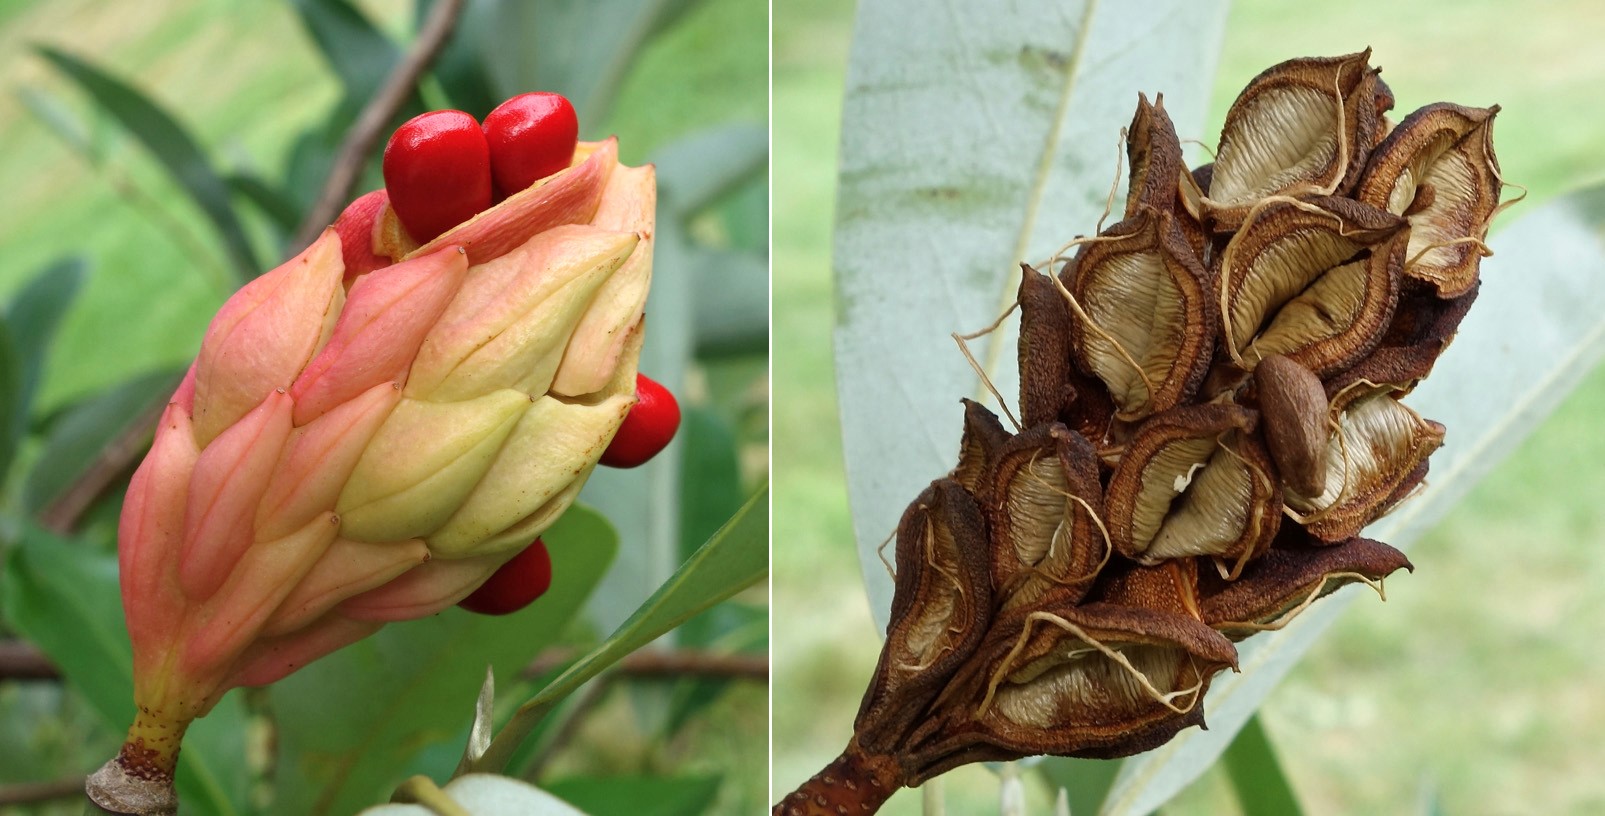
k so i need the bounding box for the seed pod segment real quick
[1016,264,1071,429]
[985,424,1105,610]
[1217,195,1404,368]
[1105,404,1281,576]
[1207,50,1380,230]
[856,480,991,753]
[1355,103,1503,297]
[1199,531,1412,640]
[1286,384,1444,542]
[1123,93,1185,218]
[1068,207,1215,421]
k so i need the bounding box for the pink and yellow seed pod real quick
[90,138,656,809]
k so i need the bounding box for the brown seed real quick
[1254,354,1331,498]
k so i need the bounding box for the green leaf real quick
[4,256,86,428]
[543,774,721,816]
[271,505,619,816]
[468,484,768,773]
[22,368,180,515]
[16,84,95,158]
[1221,716,1303,816]
[655,123,769,218]
[0,525,250,816]
[289,0,402,104]
[831,0,1230,629]
[454,666,497,775]
[35,46,260,283]
[416,0,498,117]
[1102,184,1605,814]
[677,407,745,561]
[0,321,21,481]
[689,246,768,357]
[660,407,753,734]
[474,0,701,126]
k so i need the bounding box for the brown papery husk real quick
[1105,404,1281,574]
[1124,93,1186,219]
[1216,195,1405,366]
[1288,391,1443,542]
[1017,264,1072,428]
[855,479,992,752]
[987,424,1108,610]
[903,597,1237,778]
[1199,531,1412,639]
[951,398,1010,499]
[1206,50,1380,230]
[1069,207,1216,421]
[1239,225,1406,380]
[1355,102,1503,298]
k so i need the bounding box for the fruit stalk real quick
[773,740,904,816]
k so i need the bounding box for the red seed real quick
[332,189,393,281]
[483,92,579,197]
[458,538,553,616]
[600,373,682,468]
[382,110,493,243]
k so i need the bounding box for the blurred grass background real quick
[0,0,768,812]
[774,1,1605,813]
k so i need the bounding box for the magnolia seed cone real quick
[780,50,1506,815]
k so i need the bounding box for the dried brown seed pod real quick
[1199,533,1413,639]
[1016,264,1071,428]
[1253,354,1331,498]
[1285,387,1444,542]
[1355,102,1503,297]
[905,592,1238,778]
[1217,195,1405,369]
[1243,226,1406,377]
[986,424,1105,609]
[856,479,991,751]
[1207,50,1381,229]
[1124,93,1186,218]
[952,398,1010,497]
[1067,207,1215,420]
[1105,404,1281,575]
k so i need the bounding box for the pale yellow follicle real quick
[335,389,530,543]
[426,391,634,557]
[405,226,639,402]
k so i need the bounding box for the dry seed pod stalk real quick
[778,50,1507,816]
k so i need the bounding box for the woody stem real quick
[773,738,905,816]
[83,710,190,815]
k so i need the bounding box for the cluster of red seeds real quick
[347,93,682,615]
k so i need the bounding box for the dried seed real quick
[1253,354,1331,498]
